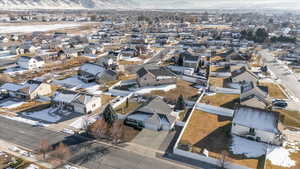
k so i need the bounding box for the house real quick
[0,80,52,100]
[95,69,118,84]
[16,44,36,55]
[118,48,138,59]
[231,106,283,145]
[78,63,105,83]
[17,56,45,70]
[229,66,258,88]
[240,81,271,109]
[125,97,176,131]
[52,90,101,114]
[136,67,177,87]
[181,51,200,70]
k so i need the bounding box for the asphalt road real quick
[260,50,300,111]
[0,116,66,150]
[0,116,193,169]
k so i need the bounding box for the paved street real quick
[0,116,200,169]
[0,116,66,150]
[260,50,300,111]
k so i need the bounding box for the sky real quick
[132,0,300,10]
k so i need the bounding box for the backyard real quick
[180,110,260,169]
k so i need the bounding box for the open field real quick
[0,23,81,34]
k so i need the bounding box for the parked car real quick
[273,100,288,108]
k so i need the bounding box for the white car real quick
[25,164,40,169]
[64,164,79,169]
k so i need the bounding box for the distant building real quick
[17,56,45,70]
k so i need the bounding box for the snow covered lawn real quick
[23,107,61,123]
[0,101,26,109]
[230,136,297,168]
[0,115,47,127]
[134,84,176,94]
[69,116,97,130]
[0,23,81,34]
[4,67,28,75]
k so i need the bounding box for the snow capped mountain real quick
[0,0,137,10]
[0,0,298,10]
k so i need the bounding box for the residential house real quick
[78,63,105,83]
[17,56,45,70]
[125,97,176,131]
[118,48,138,60]
[16,44,36,55]
[232,106,283,145]
[240,81,271,109]
[52,89,101,114]
[181,51,200,70]
[229,66,258,89]
[0,80,52,100]
[95,69,118,84]
[136,67,177,87]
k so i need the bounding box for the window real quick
[249,128,255,135]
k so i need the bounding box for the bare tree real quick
[218,150,230,169]
[81,115,90,133]
[52,142,71,165]
[39,139,50,160]
[111,120,124,144]
[90,118,108,139]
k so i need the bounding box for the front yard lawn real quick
[200,93,240,109]
[259,82,287,99]
[147,80,199,103]
[114,99,141,115]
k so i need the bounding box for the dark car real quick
[273,100,288,108]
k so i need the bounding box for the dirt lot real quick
[180,110,260,169]
[200,93,240,109]
[259,82,287,99]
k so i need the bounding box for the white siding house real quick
[17,56,45,70]
[231,106,283,145]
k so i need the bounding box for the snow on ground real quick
[230,136,266,158]
[53,76,101,94]
[70,116,97,130]
[23,107,61,123]
[0,115,47,126]
[230,136,297,168]
[0,101,26,109]
[134,84,176,94]
[267,146,296,167]
[0,23,81,34]
[4,67,27,75]
[120,57,142,62]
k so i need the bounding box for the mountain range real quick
[0,0,298,10]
